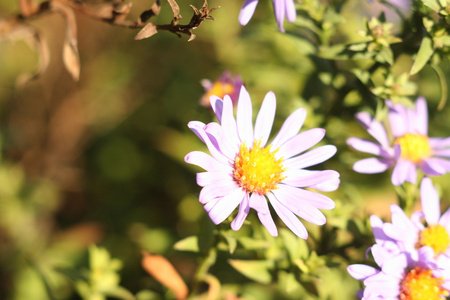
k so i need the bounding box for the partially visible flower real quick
[185,86,339,238]
[239,0,297,32]
[347,97,450,185]
[379,178,450,260]
[200,71,243,108]
[348,245,450,299]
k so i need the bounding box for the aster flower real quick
[347,97,450,186]
[239,0,297,32]
[379,177,450,261]
[347,244,450,299]
[185,86,339,238]
[200,71,244,108]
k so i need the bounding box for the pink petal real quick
[188,121,229,164]
[309,176,340,192]
[271,108,306,149]
[421,158,448,174]
[267,193,308,238]
[185,151,230,172]
[353,158,391,173]
[355,112,390,148]
[282,170,339,188]
[205,121,238,159]
[387,100,408,137]
[249,193,278,236]
[199,180,239,204]
[236,86,254,145]
[429,137,450,148]
[285,0,296,22]
[347,264,379,280]
[239,0,259,25]
[272,0,286,32]
[391,159,416,186]
[347,137,384,155]
[196,171,232,187]
[210,96,223,123]
[420,177,440,225]
[231,193,250,231]
[274,184,335,209]
[276,128,325,159]
[254,91,276,147]
[221,95,241,146]
[208,188,246,224]
[284,145,336,169]
[414,97,428,135]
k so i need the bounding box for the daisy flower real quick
[185,86,339,238]
[381,177,450,260]
[239,0,297,32]
[347,97,450,186]
[200,71,244,108]
[348,244,450,299]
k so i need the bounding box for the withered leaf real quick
[51,2,80,80]
[135,23,158,40]
[0,21,50,86]
[167,0,180,17]
[141,252,188,300]
[139,0,161,22]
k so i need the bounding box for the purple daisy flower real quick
[347,97,450,186]
[200,71,244,108]
[380,177,450,260]
[239,0,297,32]
[185,86,339,238]
[348,245,450,299]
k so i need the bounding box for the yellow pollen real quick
[419,224,450,255]
[234,140,286,195]
[400,267,449,300]
[207,82,235,99]
[394,133,432,163]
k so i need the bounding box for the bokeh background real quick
[0,0,449,299]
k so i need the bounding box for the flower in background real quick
[239,0,297,32]
[347,244,450,299]
[200,71,243,108]
[185,86,339,238]
[378,177,450,260]
[347,97,450,185]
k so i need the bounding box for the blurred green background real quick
[0,0,450,299]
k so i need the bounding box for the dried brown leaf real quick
[139,0,161,22]
[141,252,188,300]
[135,23,158,40]
[0,21,50,86]
[167,0,180,17]
[51,2,80,80]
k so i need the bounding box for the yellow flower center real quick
[207,82,235,99]
[394,133,432,163]
[400,267,449,300]
[419,224,450,255]
[234,140,286,195]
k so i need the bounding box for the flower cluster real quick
[200,71,244,108]
[185,86,339,238]
[348,97,450,186]
[348,177,450,298]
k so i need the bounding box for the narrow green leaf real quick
[410,37,434,75]
[421,0,441,11]
[228,260,274,284]
[173,235,199,252]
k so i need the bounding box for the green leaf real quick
[280,228,309,262]
[237,236,270,250]
[410,37,434,75]
[375,47,393,65]
[228,260,274,284]
[421,0,441,11]
[173,235,199,252]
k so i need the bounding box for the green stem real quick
[189,242,217,298]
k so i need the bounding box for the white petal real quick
[254,91,276,147]
[271,108,306,149]
[236,86,254,145]
[208,188,246,224]
[420,177,440,225]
